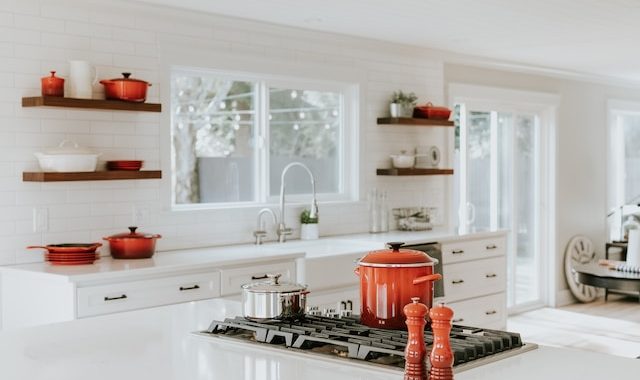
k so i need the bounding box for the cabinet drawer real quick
[448,293,506,329]
[77,272,220,318]
[442,236,505,264]
[219,260,296,296]
[443,256,506,302]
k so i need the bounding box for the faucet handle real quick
[253,230,267,245]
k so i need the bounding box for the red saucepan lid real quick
[358,242,437,267]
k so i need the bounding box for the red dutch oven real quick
[355,242,442,330]
[100,73,151,103]
[103,226,161,259]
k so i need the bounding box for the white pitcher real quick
[68,60,96,99]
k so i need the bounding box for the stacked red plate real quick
[27,243,102,265]
[45,252,100,265]
[107,160,143,171]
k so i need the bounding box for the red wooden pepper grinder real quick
[404,297,428,380]
[429,303,454,380]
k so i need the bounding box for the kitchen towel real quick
[626,229,640,267]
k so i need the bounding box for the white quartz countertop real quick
[0,297,637,380]
[0,228,506,284]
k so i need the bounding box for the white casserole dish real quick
[34,140,100,172]
[390,151,415,168]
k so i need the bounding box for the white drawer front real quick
[220,260,296,296]
[443,256,506,302]
[442,236,505,264]
[448,292,506,329]
[77,272,220,318]
[303,253,361,291]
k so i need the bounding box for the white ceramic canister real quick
[68,60,96,99]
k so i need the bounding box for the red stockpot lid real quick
[101,73,151,86]
[105,226,161,240]
[358,242,437,267]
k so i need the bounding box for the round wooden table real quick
[574,263,640,302]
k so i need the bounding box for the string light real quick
[268,114,273,120]
[299,112,305,119]
[290,90,298,99]
[324,123,330,130]
[332,109,338,116]
[234,114,241,121]
[233,123,240,130]
[293,124,300,131]
[219,101,226,110]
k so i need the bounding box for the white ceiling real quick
[134,0,640,83]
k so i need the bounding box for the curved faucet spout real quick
[278,162,319,243]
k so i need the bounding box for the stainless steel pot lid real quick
[241,273,307,293]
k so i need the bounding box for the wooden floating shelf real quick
[22,96,162,112]
[377,168,454,176]
[23,170,162,182]
[377,117,454,127]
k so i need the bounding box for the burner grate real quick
[201,315,526,369]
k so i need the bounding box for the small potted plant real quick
[390,90,418,117]
[300,209,319,240]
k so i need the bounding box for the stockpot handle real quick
[412,273,442,285]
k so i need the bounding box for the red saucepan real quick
[354,242,442,330]
[27,243,102,254]
[103,226,161,259]
[100,73,151,103]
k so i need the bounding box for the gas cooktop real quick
[195,315,537,373]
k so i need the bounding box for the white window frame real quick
[606,100,640,241]
[169,67,359,211]
[449,83,558,312]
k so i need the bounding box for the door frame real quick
[448,83,559,312]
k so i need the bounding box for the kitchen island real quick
[0,297,637,380]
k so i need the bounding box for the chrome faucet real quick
[277,162,319,243]
[254,208,278,245]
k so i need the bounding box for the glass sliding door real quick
[456,103,545,311]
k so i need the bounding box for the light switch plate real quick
[32,207,49,233]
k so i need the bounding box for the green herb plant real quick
[300,209,319,224]
[390,90,418,106]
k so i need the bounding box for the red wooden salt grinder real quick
[429,303,454,380]
[404,297,428,380]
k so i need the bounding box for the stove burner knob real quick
[340,309,352,318]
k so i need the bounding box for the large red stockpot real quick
[355,242,442,330]
[100,73,151,103]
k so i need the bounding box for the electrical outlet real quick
[32,207,49,233]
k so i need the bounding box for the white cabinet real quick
[441,233,507,329]
[1,256,298,330]
[76,272,221,318]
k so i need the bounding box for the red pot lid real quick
[106,72,149,84]
[105,226,160,240]
[359,242,437,267]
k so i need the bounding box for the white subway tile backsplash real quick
[0,0,447,266]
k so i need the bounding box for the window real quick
[607,101,640,240]
[450,83,557,313]
[170,69,356,208]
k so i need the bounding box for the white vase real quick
[389,103,401,117]
[300,223,319,240]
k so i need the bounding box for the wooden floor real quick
[508,295,640,358]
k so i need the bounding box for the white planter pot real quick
[300,224,319,240]
[390,103,401,117]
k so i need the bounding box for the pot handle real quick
[412,273,442,285]
[26,246,47,250]
[354,267,360,276]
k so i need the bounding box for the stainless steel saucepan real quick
[241,273,309,321]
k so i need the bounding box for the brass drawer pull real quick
[485,310,497,315]
[179,285,200,291]
[104,294,127,302]
[451,249,465,254]
[486,244,498,250]
[451,279,465,284]
[485,273,497,278]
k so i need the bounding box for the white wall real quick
[444,63,640,304]
[0,0,450,265]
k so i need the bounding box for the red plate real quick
[49,259,97,265]
[107,160,143,171]
[46,255,99,261]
